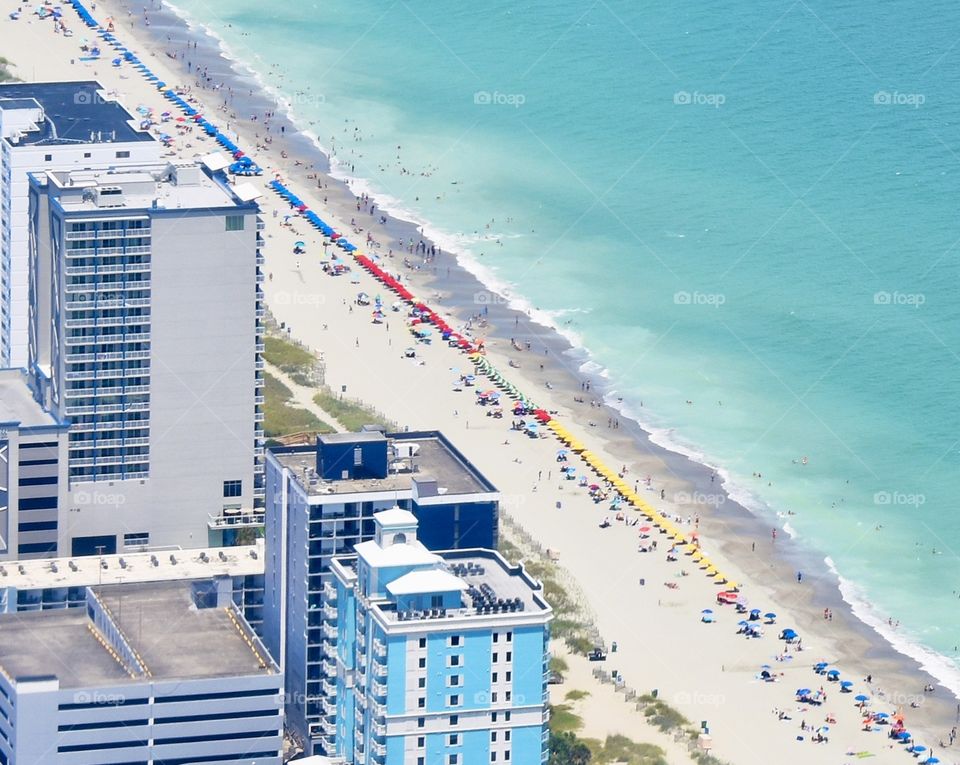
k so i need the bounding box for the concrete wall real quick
[59,205,258,552]
[2,140,160,367]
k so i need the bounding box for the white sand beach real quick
[4,4,958,763]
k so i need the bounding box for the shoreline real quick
[19,1,960,759]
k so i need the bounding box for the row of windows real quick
[18,521,57,533]
[18,542,56,555]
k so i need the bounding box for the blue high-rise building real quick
[330,508,552,765]
[263,430,500,756]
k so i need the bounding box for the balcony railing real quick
[372,639,386,658]
[207,509,265,529]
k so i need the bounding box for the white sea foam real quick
[156,1,960,700]
[826,557,960,698]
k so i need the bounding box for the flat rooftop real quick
[275,433,496,497]
[45,162,246,211]
[0,581,273,688]
[373,549,550,626]
[0,81,153,146]
[0,369,59,428]
[0,542,263,590]
[93,582,271,681]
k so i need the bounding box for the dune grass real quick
[263,371,333,437]
[264,336,317,386]
[312,388,395,432]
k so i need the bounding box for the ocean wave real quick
[828,557,960,698]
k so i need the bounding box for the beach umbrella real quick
[796,688,811,696]
[737,620,749,626]
[896,731,911,740]
[840,680,853,689]
[855,694,869,702]
[874,712,889,719]
[701,609,713,615]
[911,745,927,753]
[924,758,940,764]
[764,612,776,620]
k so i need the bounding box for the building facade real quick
[0,581,282,765]
[26,160,265,556]
[0,540,265,636]
[0,368,69,561]
[263,431,500,756]
[330,509,551,765]
[0,81,160,368]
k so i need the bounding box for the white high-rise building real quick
[0,81,160,368]
[27,159,265,556]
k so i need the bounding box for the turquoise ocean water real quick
[169,0,960,686]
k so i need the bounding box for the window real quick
[491,712,498,722]
[115,150,130,159]
[225,215,245,231]
[418,658,426,669]
[448,675,461,687]
[44,154,52,162]
[417,737,425,748]
[505,752,510,761]
[504,711,511,722]
[449,635,461,647]
[506,632,512,642]
[223,480,242,498]
[492,672,498,683]
[449,715,459,726]
[504,730,511,741]
[492,653,498,663]
[418,759,424,765]
[505,671,512,681]
[417,698,425,709]
[491,754,497,763]
[448,694,460,707]
[418,678,426,689]
[493,633,499,644]
[419,637,427,649]
[506,652,512,662]
[417,718,425,729]
[448,756,459,765]
[123,532,149,547]
[491,731,498,742]
[84,152,91,158]
[448,655,461,667]
[505,691,512,701]
[448,734,459,746]
[491,692,498,703]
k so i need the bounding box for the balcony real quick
[322,602,337,620]
[371,720,386,737]
[372,662,387,678]
[372,639,386,658]
[322,622,338,639]
[371,680,387,698]
[207,508,264,529]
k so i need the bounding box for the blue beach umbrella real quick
[896,731,911,740]
[840,680,853,688]
[911,745,927,753]
[924,758,940,764]
[854,694,869,702]
[796,688,811,696]
[764,612,776,619]
[874,712,889,719]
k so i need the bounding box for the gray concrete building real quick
[0,368,69,561]
[27,160,265,556]
[0,580,281,765]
